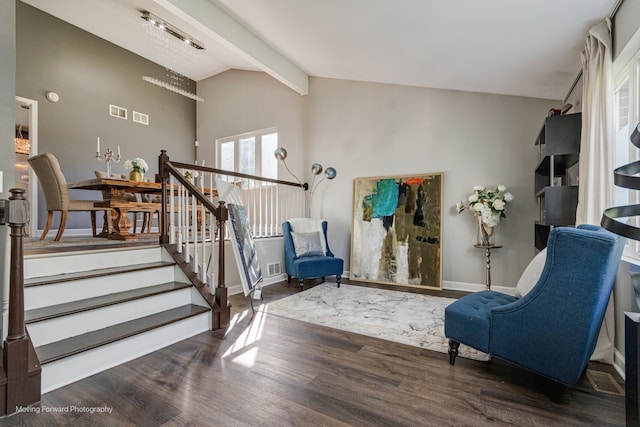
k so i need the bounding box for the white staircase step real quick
[38,305,211,393]
[24,246,162,279]
[27,284,194,346]
[22,244,214,394]
[24,262,177,310]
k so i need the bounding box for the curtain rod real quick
[562,0,624,104]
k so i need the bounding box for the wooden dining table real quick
[68,177,217,241]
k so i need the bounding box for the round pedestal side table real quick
[473,244,502,290]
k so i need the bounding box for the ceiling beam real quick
[159,0,309,95]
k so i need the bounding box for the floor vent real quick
[586,369,625,396]
[267,262,281,276]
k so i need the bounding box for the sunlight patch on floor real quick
[222,306,268,368]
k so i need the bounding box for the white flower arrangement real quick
[123,158,149,174]
[455,184,514,228]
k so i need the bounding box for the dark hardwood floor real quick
[1,279,625,426]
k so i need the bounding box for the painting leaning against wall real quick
[350,173,443,290]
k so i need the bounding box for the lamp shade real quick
[311,163,323,175]
[274,147,288,161]
[325,167,337,179]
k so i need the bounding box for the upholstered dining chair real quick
[28,152,105,241]
[283,218,343,290]
[444,225,624,396]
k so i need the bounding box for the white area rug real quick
[262,283,489,361]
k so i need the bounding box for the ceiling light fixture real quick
[142,76,204,102]
[141,11,204,50]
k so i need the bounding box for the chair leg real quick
[336,275,341,288]
[142,212,149,233]
[40,211,54,240]
[287,275,292,284]
[147,211,157,233]
[299,278,304,291]
[550,384,568,404]
[90,211,97,237]
[448,340,460,365]
[54,210,68,241]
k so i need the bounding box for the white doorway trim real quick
[15,96,38,237]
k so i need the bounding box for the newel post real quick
[2,188,41,414]
[215,202,230,329]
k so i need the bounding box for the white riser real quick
[24,246,163,279]
[25,266,176,310]
[40,312,211,394]
[28,288,194,346]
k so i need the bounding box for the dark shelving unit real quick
[534,113,582,250]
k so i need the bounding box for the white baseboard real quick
[228,273,287,296]
[37,228,95,237]
[443,280,516,296]
[343,270,509,295]
[614,348,625,381]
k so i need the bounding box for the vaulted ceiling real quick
[22,0,617,100]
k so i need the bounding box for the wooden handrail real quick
[157,150,305,329]
[169,161,307,189]
[158,151,233,329]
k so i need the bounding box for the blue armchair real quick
[283,219,343,290]
[445,225,624,392]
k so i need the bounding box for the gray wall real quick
[0,0,17,341]
[196,70,306,175]
[305,78,555,288]
[16,3,197,230]
[197,70,558,289]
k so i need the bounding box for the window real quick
[216,128,278,186]
[613,48,640,258]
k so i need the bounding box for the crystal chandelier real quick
[140,11,204,102]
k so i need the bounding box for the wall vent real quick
[109,104,127,120]
[267,262,281,277]
[133,111,149,125]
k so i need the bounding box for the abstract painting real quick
[350,173,443,290]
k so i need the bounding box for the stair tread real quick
[25,261,176,287]
[35,304,210,364]
[25,281,193,324]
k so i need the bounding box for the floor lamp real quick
[601,122,640,427]
[274,147,336,217]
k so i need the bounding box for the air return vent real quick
[267,262,281,277]
[109,104,127,120]
[133,111,149,125]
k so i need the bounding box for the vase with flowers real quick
[455,184,514,246]
[124,157,149,182]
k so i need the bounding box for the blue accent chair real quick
[283,220,343,290]
[445,225,624,392]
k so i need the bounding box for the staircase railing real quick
[1,188,41,415]
[157,151,305,329]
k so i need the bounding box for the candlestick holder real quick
[96,148,121,177]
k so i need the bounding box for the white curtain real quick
[575,19,615,364]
